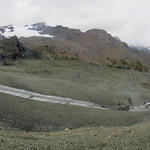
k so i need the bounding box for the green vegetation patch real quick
[106,57,149,72]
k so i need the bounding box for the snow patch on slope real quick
[1,25,53,38]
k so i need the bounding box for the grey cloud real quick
[0,0,150,46]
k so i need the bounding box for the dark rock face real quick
[48,25,82,40]
[0,36,26,65]
[0,25,14,38]
[114,36,121,41]
[30,22,82,40]
[0,35,5,39]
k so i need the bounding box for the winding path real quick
[0,84,105,110]
[0,84,149,112]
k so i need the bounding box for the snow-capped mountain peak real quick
[0,24,54,38]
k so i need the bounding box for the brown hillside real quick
[19,26,150,68]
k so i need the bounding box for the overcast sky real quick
[0,0,150,46]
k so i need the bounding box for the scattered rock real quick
[1,139,5,142]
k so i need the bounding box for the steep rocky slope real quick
[0,36,26,65]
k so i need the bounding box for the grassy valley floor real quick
[0,93,150,132]
[0,59,150,107]
[0,93,150,149]
[0,59,150,149]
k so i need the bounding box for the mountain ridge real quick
[0,22,150,71]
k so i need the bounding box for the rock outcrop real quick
[0,36,26,65]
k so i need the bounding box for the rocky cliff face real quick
[0,36,26,65]
[31,23,82,40]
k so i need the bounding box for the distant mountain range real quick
[0,22,150,70]
[130,45,150,53]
